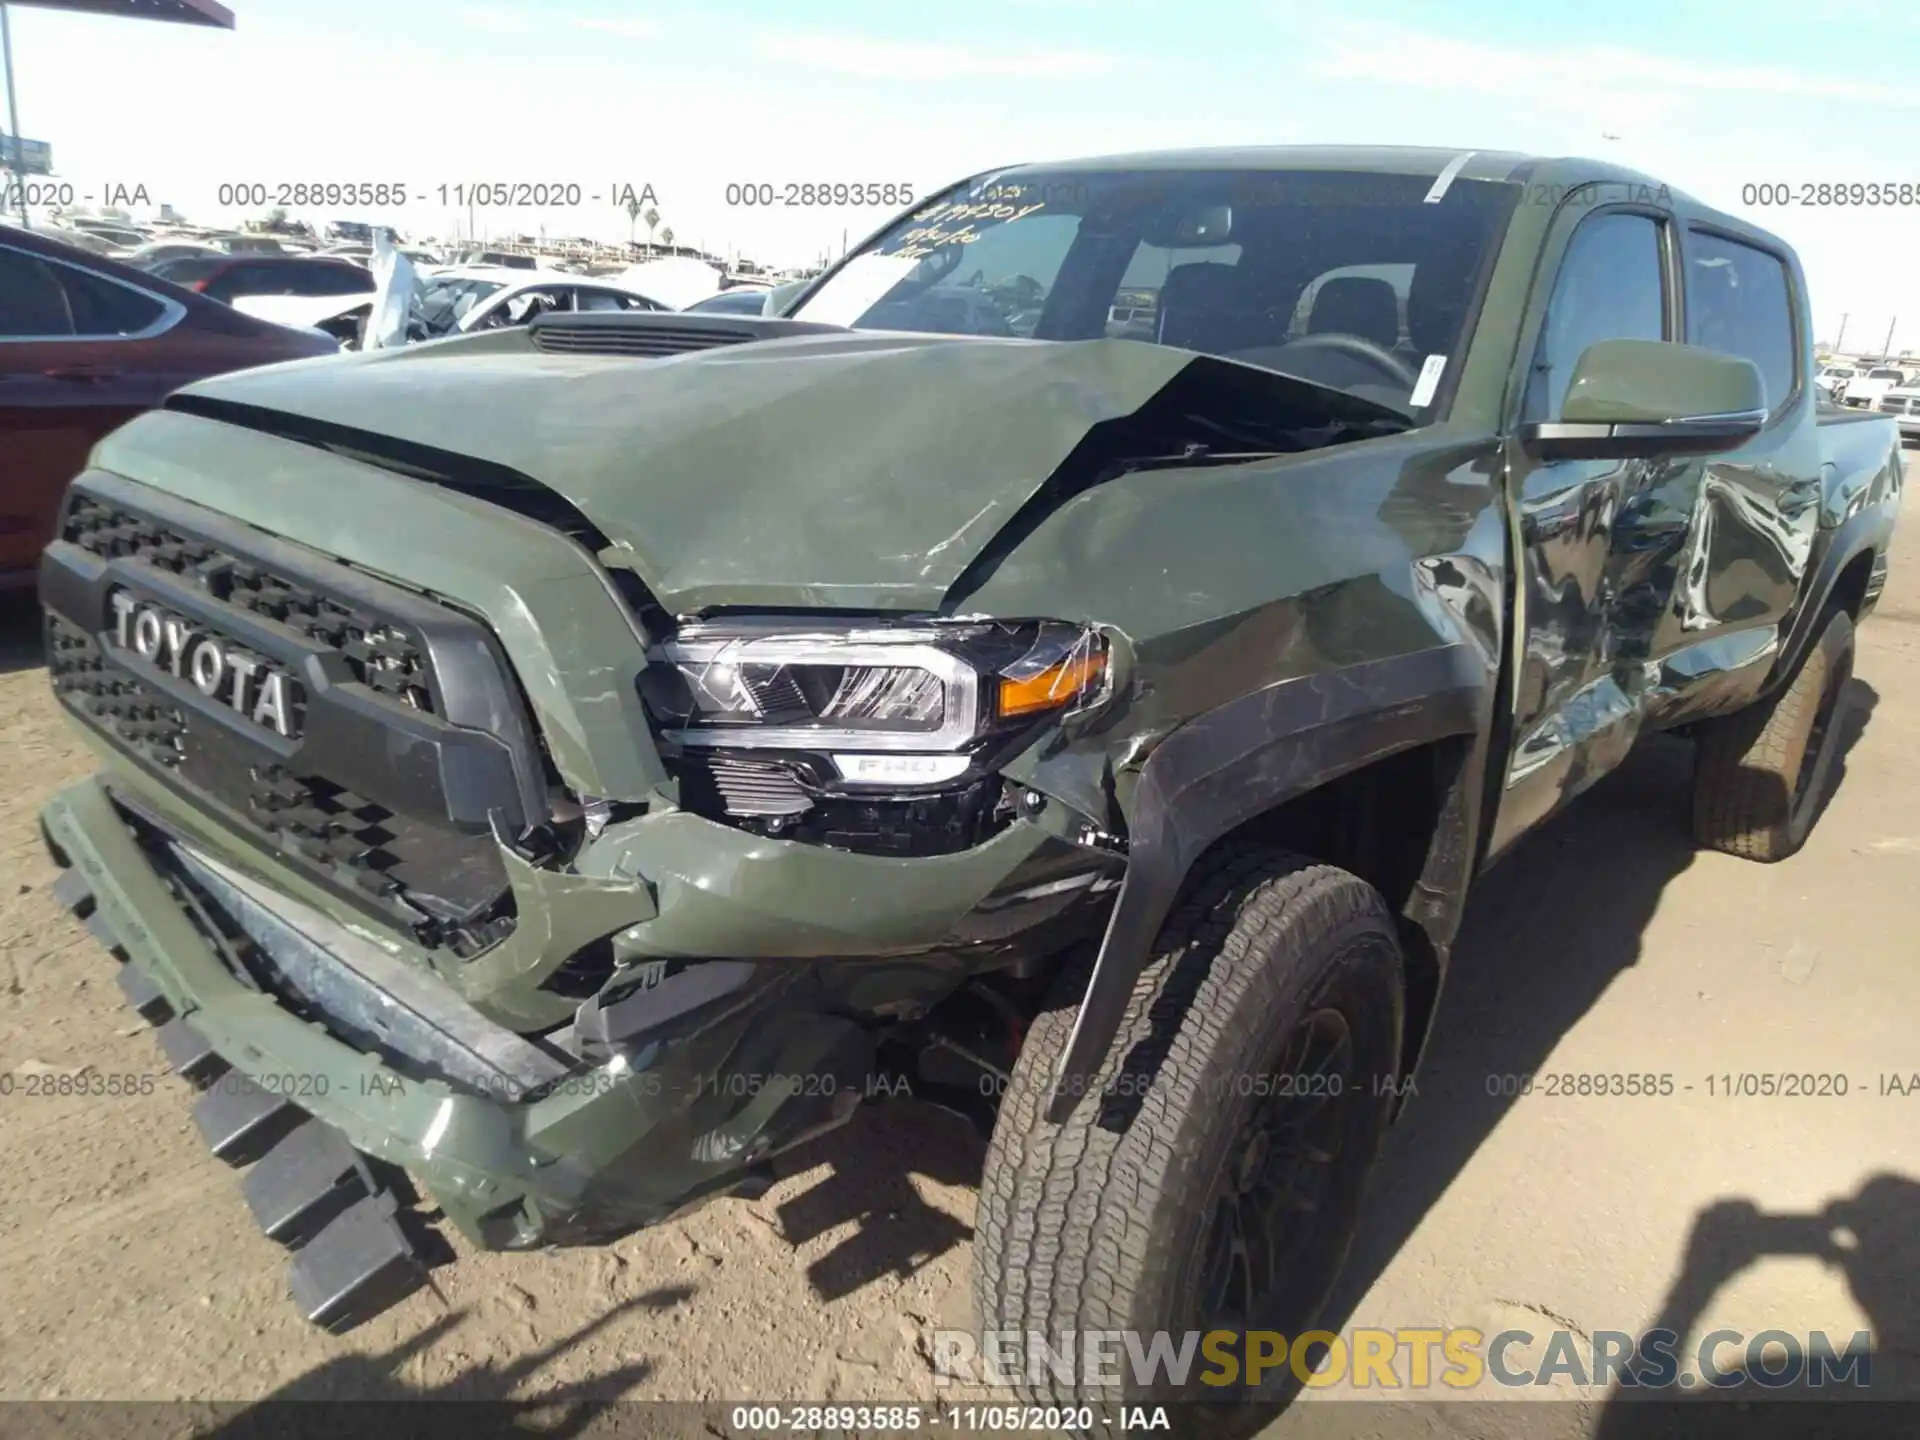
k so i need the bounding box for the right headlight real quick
[638,618,1109,787]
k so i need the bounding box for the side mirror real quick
[1521,338,1768,461]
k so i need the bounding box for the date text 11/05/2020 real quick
[208,181,661,209]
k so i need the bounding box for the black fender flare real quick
[1762,503,1895,702]
[1044,643,1486,1122]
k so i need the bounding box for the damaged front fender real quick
[1042,644,1486,1121]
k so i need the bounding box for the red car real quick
[0,225,339,588]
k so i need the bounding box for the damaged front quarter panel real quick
[958,423,1510,1120]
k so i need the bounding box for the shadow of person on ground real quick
[1322,679,1878,1336]
[161,1284,690,1440]
[1587,1172,1920,1440]
[0,590,44,676]
[771,1099,984,1302]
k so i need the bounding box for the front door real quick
[1486,206,1687,856]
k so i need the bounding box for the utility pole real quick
[1882,317,1897,361]
[2,3,28,228]
[1834,313,1849,354]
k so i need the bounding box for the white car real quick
[231,265,673,348]
[1876,383,1920,443]
[415,266,673,334]
[1844,366,1910,409]
[1816,364,1857,401]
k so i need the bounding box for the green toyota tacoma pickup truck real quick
[37,148,1902,1400]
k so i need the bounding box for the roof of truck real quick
[979,144,1782,252]
[991,144,1693,197]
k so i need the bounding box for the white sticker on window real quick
[1409,354,1448,408]
[1424,151,1478,204]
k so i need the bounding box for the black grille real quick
[43,480,550,961]
[65,495,435,713]
[47,617,188,769]
[48,617,515,959]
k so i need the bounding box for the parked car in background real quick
[43,226,124,256]
[60,220,149,250]
[682,286,774,315]
[145,254,374,307]
[1817,363,1857,401]
[413,266,672,335]
[451,248,537,270]
[225,265,677,351]
[1845,365,1910,409]
[1878,380,1920,444]
[114,239,227,271]
[210,233,288,256]
[0,224,337,588]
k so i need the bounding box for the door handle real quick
[43,364,122,382]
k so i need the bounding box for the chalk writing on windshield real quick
[884,200,1050,260]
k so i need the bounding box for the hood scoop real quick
[527,311,848,358]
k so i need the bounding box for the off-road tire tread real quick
[973,843,1401,1404]
[1692,609,1852,862]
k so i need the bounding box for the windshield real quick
[418,275,507,332]
[1869,368,1903,380]
[791,166,1518,419]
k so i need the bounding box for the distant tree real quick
[626,196,642,245]
[643,206,660,252]
[266,206,288,228]
[660,225,674,252]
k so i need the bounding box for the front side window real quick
[792,167,1520,420]
[1685,232,1798,411]
[1524,211,1667,422]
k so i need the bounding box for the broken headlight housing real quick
[639,619,1108,792]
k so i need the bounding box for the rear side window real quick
[1524,211,1668,421]
[1685,233,1798,411]
[153,256,222,285]
[0,247,165,337]
[203,263,281,300]
[57,265,167,335]
[296,264,373,296]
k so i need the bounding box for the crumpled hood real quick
[168,330,1365,613]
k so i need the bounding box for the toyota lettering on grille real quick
[107,590,303,739]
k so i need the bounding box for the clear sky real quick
[7,0,1916,348]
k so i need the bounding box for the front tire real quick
[1691,607,1855,862]
[974,845,1405,1410]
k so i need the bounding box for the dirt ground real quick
[1,489,1915,1430]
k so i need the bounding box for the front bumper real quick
[42,771,1118,1330]
[37,778,942,1329]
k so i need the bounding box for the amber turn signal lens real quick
[997,651,1107,718]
